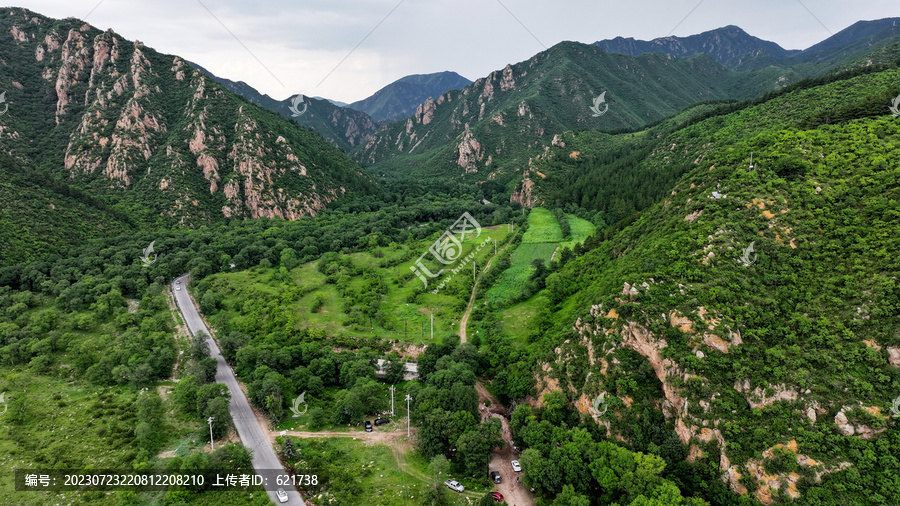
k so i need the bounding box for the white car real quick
[444,479,464,493]
[511,460,522,472]
[175,286,181,291]
[276,488,288,503]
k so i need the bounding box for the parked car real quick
[276,488,288,503]
[444,479,464,492]
[490,492,504,502]
[489,471,502,483]
[511,460,522,472]
[374,417,390,426]
[364,420,373,432]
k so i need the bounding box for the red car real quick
[490,492,504,502]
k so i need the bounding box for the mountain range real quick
[350,17,900,198]
[3,9,899,264]
[184,18,900,205]
[595,18,900,70]
[191,64,472,150]
[346,71,472,123]
[595,24,800,68]
[188,62,378,152]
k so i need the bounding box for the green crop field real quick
[520,208,563,244]
[562,214,595,249]
[485,209,596,308]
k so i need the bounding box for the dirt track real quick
[477,385,535,506]
[460,244,534,506]
[460,239,513,343]
[279,428,408,443]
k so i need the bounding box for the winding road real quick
[173,274,304,506]
[459,247,535,505]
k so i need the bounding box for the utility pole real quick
[405,394,412,437]
[390,385,395,416]
[207,417,215,451]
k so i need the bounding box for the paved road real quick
[173,275,303,506]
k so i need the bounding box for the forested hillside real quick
[519,58,900,505]
[0,8,377,264]
[355,26,900,208]
[517,57,900,225]
[346,71,473,124]
[353,41,756,192]
[190,62,378,152]
[594,18,900,70]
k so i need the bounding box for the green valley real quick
[2,6,900,506]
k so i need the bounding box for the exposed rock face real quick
[720,440,853,505]
[510,170,539,207]
[5,9,366,223]
[887,347,900,366]
[499,64,516,91]
[220,106,331,219]
[414,97,436,126]
[565,282,870,504]
[10,25,27,41]
[734,382,798,409]
[335,110,372,148]
[834,411,854,435]
[834,409,886,439]
[353,55,534,174]
[55,29,90,123]
[684,209,703,222]
[456,128,484,173]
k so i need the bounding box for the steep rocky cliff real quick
[0,8,375,227]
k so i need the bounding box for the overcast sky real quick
[12,0,900,103]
